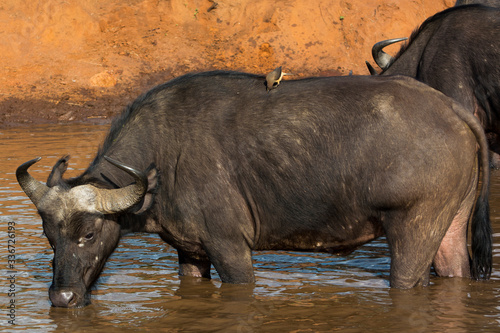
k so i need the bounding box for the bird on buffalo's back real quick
[265,66,293,91]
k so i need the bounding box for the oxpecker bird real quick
[265,66,293,91]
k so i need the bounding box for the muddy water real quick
[1,123,500,332]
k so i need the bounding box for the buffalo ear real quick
[47,155,70,188]
[131,164,159,214]
[365,61,379,75]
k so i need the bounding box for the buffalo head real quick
[17,156,151,308]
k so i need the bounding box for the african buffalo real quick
[367,5,500,165]
[17,71,491,308]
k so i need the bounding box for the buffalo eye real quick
[84,232,94,241]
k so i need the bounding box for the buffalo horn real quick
[372,37,408,70]
[92,156,148,214]
[16,157,50,207]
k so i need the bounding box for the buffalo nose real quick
[49,289,75,307]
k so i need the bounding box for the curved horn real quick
[16,157,50,207]
[92,156,148,214]
[372,37,408,70]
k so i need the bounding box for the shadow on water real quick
[1,124,500,332]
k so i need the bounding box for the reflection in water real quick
[1,124,500,332]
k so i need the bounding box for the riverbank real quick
[0,0,452,128]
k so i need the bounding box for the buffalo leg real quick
[384,209,451,288]
[389,247,433,288]
[199,191,256,284]
[204,241,255,284]
[178,250,212,279]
